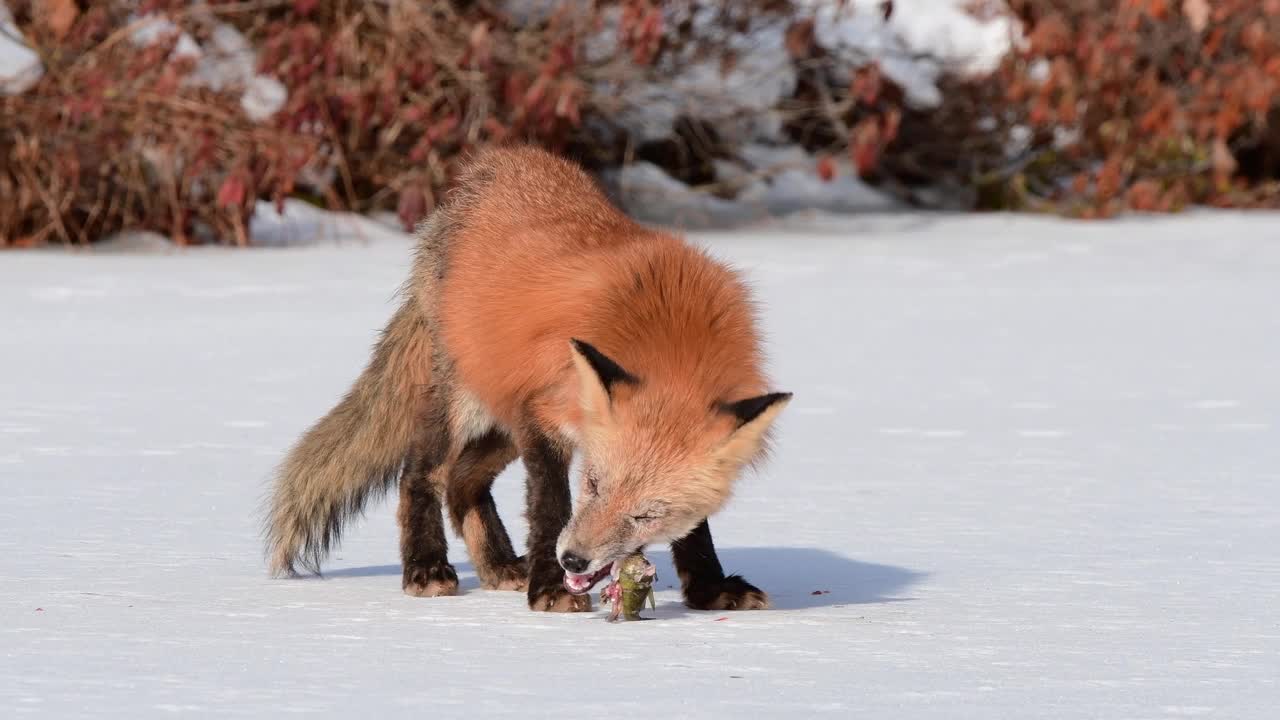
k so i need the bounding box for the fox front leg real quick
[671,519,769,610]
[519,428,591,613]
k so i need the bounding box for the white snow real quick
[240,75,288,122]
[4,211,1280,717]
[805,0,1017,108]
[614,148,897,228]
[0,2,43,95]
[129,16,201,60]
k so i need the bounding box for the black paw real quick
[528,585,593,612]
[402,563,459,597]
[683,574,769,610]
[525,558,592,612]
[478,555,528,591]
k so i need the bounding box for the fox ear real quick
[721,392,793,430]
[569,339,637,420]
[716,392,792,465]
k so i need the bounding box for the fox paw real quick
[528,586,593,612]
[479,556,528,592]
[684,574,769,611]
[402,563,459,597]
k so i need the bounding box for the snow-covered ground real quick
[3,212,1279,718]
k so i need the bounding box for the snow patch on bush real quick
[614,146,897,229]
[0,2,43,95]
[130,14,287,120]
[592,0,1015,145]
[240,76,287,122]
[802,0,1016,108]
[587,4,795,144]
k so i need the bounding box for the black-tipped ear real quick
[569,339,638,396]
[721,392,793,428]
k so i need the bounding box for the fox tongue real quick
[563,573,594,594]
[562,564,613,595]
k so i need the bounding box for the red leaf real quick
[785,19,816,59]
[44,0,79,40]
[426,116,460,143]
[409,136,432,164]
[1212,138,1238,181]
[851,64,883,106]
[547,42,576,75]
[469,22,492,67]
[882,108,902,144]
[850,119,882,176]
[1242,19,1267,53]
[217,176,247,209]
[1028,14,1071,56]
[555,82,581,124]
[483,117,508,142]
[1095,155,1124,202]
[524,74,551,109]
[1072,173,1089,195]
[1126,180,1161,211]
[505,74,530,108]
[397,187,430,230]
[816,156,837,182]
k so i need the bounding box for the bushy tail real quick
[263,299,433,576]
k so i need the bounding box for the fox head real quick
[556,338,790,589]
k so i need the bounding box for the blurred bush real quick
[1,0,598,245]
[1,1,1278,246]
[980,0,1280,215]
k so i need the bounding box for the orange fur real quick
[438,147,768,438]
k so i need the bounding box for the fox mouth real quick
[563,564,614,595]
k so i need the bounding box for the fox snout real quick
[559,551,589,574]
[556,527,623,594]
[554,528,622,576]
[555,508,631,582]
[555,500,697,577]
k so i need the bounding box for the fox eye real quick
[630,503,668,523]
[586,472,600,496]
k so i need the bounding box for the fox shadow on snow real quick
[324,547,924,611]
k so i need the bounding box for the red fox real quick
[263,146,790,612]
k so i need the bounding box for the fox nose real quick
[560,551,589,574]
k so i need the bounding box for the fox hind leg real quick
[398,433,458,597]
[445,429,526,591]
